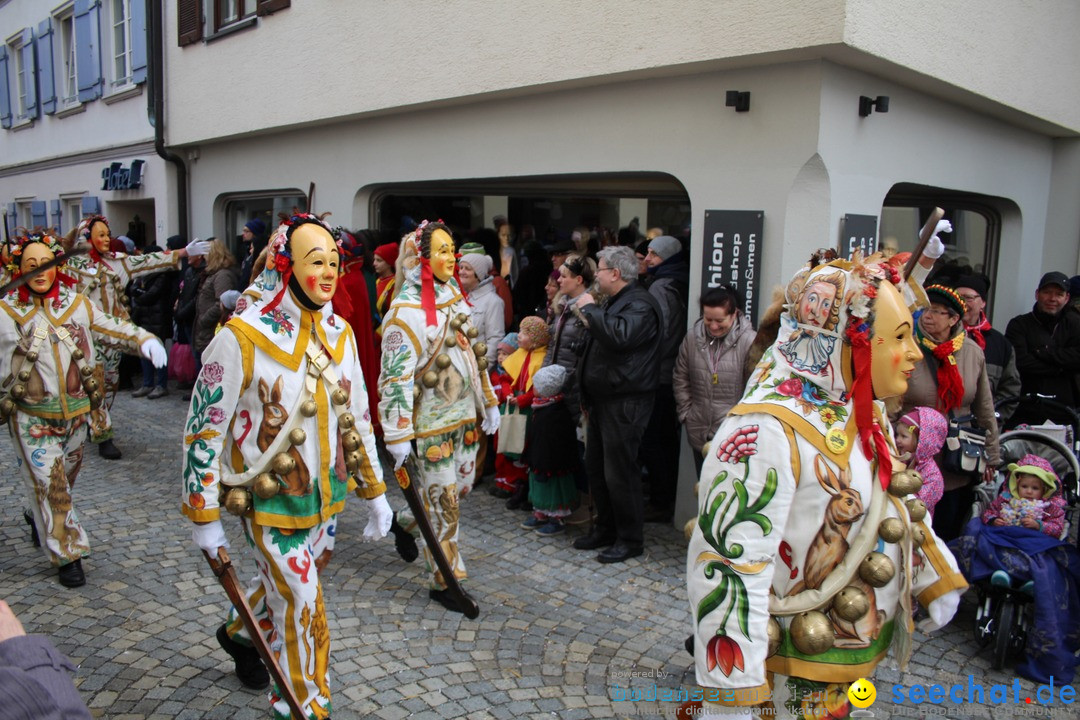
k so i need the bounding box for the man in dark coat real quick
[1005,271,1080,421]
[573,245,662,563]
[130,243,180,398]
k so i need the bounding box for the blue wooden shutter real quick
[81,196,101,215]
[74,0,103,102]
[0,48,11,128]
[20,28,38,119]
[37,19,57,115]
[50,200,62,231]
[31,201,47,229]
[130,0,147,84]
[5,205,15,235]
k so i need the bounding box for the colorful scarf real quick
[916,325,966,413]
[964,312,992,350]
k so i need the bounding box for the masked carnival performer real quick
[0,232,167,587]
[686,255,968,720]
[66,215,209,458]
[378,221,500,613]
[182,215,392,719]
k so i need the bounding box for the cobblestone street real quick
[0,391,1073,719]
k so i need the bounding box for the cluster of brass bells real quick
[420,313,490,386]
[789,610,835,655]
[888,469,923,497]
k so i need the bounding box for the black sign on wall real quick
[101,160,145,191]
[840,214,878,259]
[701,210,764,325]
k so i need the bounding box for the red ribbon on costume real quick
[847,324,891,491]
[261,267,292,315]
[15,270,76,303]
[419,256,437,327]
[88,247,105,264]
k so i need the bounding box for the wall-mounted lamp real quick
[726,90,751,113]
[858,95,889,117]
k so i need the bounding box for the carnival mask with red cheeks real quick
[88,220,112,255]
[287,223,340,308]
[428,229,456,283]
[20,242,58,295]
[869,280,921,399]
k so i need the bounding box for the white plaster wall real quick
[163,0,1079,146]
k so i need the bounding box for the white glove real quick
[185,239,212,258]
[362,494,393,541]
[192,520,229,554]
[481,405,501,434]
[140,338,167,368]
[386,440,411,470]
[918,588,961,633]
[922,219,952,259]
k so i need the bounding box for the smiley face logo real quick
[847,678,877,708]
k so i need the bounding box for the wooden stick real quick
[902,207,945,280]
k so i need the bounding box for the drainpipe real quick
[147,0,188,240]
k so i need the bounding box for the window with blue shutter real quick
[74,0,103,102]
[50,200,62,232]
[37,19,58,115]
[81,196,101,215]
[130,0,147,84]
[0,48,11,129]
[31,201,47,230]
[20,28,38,120]
[4,204,15,236]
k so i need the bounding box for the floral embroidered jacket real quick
[181,289,384,529]
[378,271,498,445]
[0,287,153,420]
[67,249,181,320]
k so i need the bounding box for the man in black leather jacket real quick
[573,245,662,563]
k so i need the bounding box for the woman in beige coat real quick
[899,284,1000,541]
[673,287,756,475]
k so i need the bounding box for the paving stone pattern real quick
[0,392,1072,719]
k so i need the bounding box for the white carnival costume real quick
[687,255,967,719]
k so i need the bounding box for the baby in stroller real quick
[949,454,1080,683]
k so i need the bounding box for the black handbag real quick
[941,412,987,477]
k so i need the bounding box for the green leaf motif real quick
[269,526,309,555]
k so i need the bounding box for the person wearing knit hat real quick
[496,332,518,364]
[459,240,514,328]
[952,452,1080,685]
[646,235,682,264]
[952,275,1021,418]
[903,283,1000,541]
[520,364,580,535]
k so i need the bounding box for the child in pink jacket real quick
[894,407,947,517]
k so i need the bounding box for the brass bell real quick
[288,428,307,446]
[422,371,439,388]
[253,473,281,500]
[473,342,487,358]
[831,586,871,622]
[789,611,835,655]
[119,294,129,305]
[71,348,84,361]
[435,354,451,370]
[444,335,458,348]
[10,384,26,400]
[224,488,252,516]
[331,388,349,406]
[80,365,93,378]
[413,386,423,400]
[466,327,479,339]
[888,469,923,497]
[878,517,905,544]
[339,413,355,430]
[342,431,361,452]
[911,525,927,546]
[301,400,318,417]
[84,378,99,393]
[89,391,103,406]
[17,370,29,383]
[766,617,782,658]
[905,497,928,523]
[449,317,463,331]
[477,357,489,371]
[0,397,14,417]
[456,313,468,325]
[272,452,296,476]
[346,451,363,471]
[859,552,896,588]
[25,351,38,364]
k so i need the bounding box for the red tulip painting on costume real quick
[707,634,745,676]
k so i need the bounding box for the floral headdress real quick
[400,219,461,327]
[74,215,112,262]
[6,231,76,302]
[260,212,341,315]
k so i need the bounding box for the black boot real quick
[429,588,476,615]
[57,559,85,588]
[97,439,122,460]
[23,510,39,547]
[216,624,269,689]
[506,484,528,510]
[389,517,418,563]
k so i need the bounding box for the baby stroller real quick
[967,395,1080,671]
